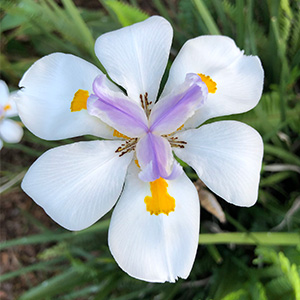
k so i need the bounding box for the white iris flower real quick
[0,80,23,150]
[16,16,264,283]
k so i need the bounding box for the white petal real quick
[5,92,19,118]
[163,36,264,127]
[22,140,133,231]
[0,139,3,150]
[109,163,200,283]
[174,121,263,207]
[0,119,23,144]
[95,16,173,105]
[17,53,114,140]
[0,80,9,106]
[0,81,18,117]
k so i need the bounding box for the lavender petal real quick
[136,132,181,182]
[149,73,208,135]
[87,75,148,138]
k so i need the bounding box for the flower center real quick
[0,104,11,120]
[144,177,175,216]
[198,73,217,94]
[70,89,138,156]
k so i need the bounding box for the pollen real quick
[198,73,217,94]
[135,159,140,168]
[4,104,11,111]
[144,177,175,216]
[70,89,89,112]
[176,124,184,131]
[113,130,130,139]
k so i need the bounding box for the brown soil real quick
[0,189,59,300]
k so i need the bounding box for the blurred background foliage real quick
[0,0,299,299]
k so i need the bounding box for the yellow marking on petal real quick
[135,159,140,168]
[144,177,175,216]
[4,104,11,111]
[70,89,89,112]
[176,124,184,131]
[113,130,130,139]
[198,73,217,94]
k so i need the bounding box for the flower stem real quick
[199,232,300,246]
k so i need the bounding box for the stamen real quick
[144,92,152,106]
[113,130,130,139]
[165,136,187,149]
[70,89,89,112]
[140,94,145,110]
[139,93,152,117]
[115,138,137,157]
[144,177,175,216]
[198,73,217,94]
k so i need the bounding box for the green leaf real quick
[255,247,300,299]
[278,252,300,300]
[0,258,62,282]
[249,282,268,300]
[266,275,293,299]
[102,0,149,27]
[19,267,89,300]
[221,289,248,300]
[264,144,300,166]
[279,0,293,44]
[0,219,109,250]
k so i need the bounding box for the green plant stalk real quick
[211,0,230,35]
[153,0,174,25]
[0,219,110,250]
[260,171,292,187]
[270,16,289,122]
[199,232,300,246]
[93,273,119,300]
[19,267,91,300]
[3,228,298,251]
[246,0,257,54]
[193,0,221,35]
[4,143,44,157]
[0,258,63,282]
[225,212,248,232]
[207,244,223,263]
[61,0,96,60]
[264,144,300,165]
[236,0,245,48]
[0,170,25,194]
